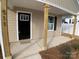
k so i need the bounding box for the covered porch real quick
[1,0,78,59]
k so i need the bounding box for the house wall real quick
[8,7,44,42]
[7,7,62,58]
[8,7,62,43]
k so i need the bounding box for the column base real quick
[71,37,75,40]
[5,56,12,59]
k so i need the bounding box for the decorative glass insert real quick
[20,14,29,21]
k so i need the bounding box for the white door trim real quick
[16,11,32,41]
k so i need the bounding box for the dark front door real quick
[18,12,31,40]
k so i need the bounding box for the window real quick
[48,16,56,31]
[20,14,29,21]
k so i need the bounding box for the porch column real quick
[43,4,49,50]
[72,15,77,39]
[1,0,11,59]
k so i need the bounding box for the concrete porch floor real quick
[10,36,73,59]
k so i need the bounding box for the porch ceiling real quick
[8,0,70,15]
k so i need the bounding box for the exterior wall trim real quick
[16,11,32,41]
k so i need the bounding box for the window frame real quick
[16,11,32,41]
[48,16,55,31]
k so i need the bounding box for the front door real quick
[18,12,31,40]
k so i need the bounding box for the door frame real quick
[16,11,32,41]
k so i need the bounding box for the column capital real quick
[43,4,49,8]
